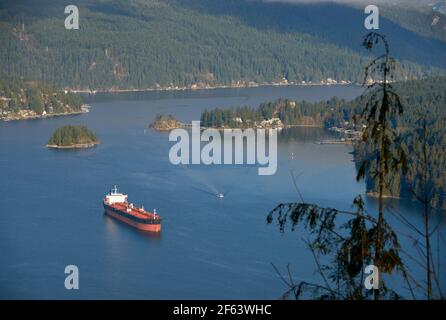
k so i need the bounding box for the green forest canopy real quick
[1,0,445,90]
[47,125,98,146]
[0,75,84,115]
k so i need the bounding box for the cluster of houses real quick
[328,126,363,139]
[230,117,284,129]
[299,78,351,85]
[1,108,41,121]
[258,117,284,129]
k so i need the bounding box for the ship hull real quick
[104,203,161,232]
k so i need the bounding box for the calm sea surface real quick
[0,85,444,299]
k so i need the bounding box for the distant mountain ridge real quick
[0,0,445,90]
[172,0,446,66]
[432,0,446,14]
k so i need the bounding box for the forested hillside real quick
[0,75,84,120]
[379,5,446,43]
[353,78,446,208]
[0,0,445,90]
[173,0,446,67]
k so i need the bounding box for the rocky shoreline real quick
[46,141,99,149]
[150,115,183,131]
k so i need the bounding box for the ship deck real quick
[109,202,159,220]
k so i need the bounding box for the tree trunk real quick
[425,202,431,299]
[373,131,386,300]
[374,167,384,300]
[422,119,432,299]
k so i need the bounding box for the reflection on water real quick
[278,126,334,143]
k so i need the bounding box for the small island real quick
[47,125,100,149]
[150,114,182,131]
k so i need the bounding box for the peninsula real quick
[0,76,87,121]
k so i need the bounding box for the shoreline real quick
[46,141,100,149]
[1,105,90,122]
[150,122,325,132]
[68,81,356,95]
[366,192,400,200]
[287,124,323,128]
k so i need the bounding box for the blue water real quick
[0,85,444,299]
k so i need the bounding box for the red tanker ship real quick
[103,186,161,232]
